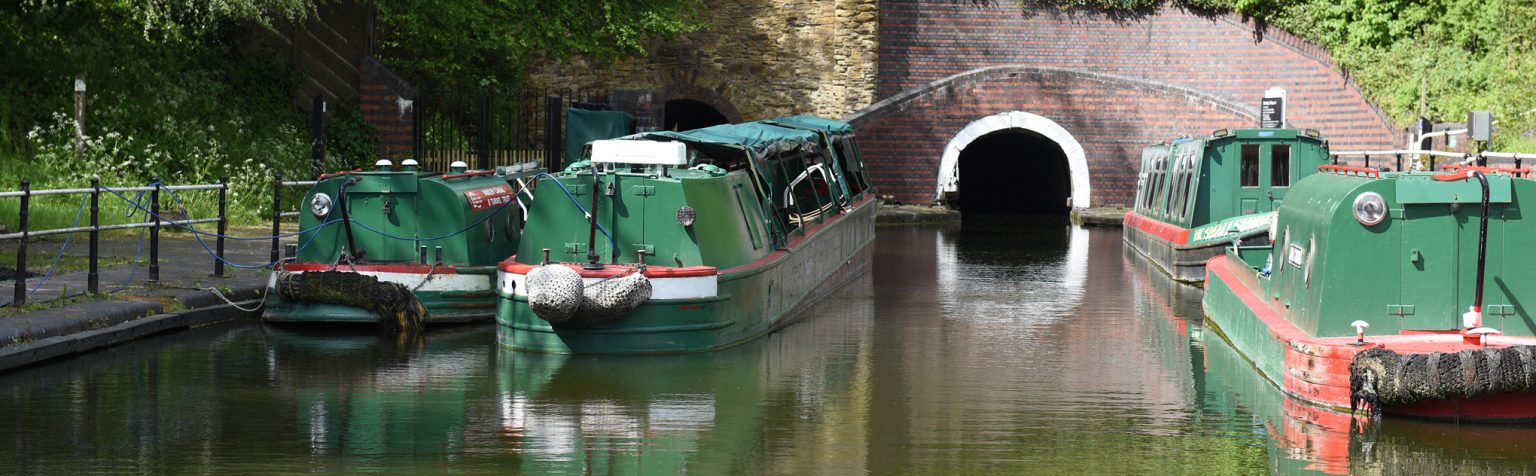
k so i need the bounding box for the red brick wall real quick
[860,2,1401,206]
[359,58,415,161]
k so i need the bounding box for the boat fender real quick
[1349,345,1536,416]
[577,272,652,324]
[527,265,584,324]
[275,271,428,333]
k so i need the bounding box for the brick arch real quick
[855,2,1400,206]
[847,66,1263,206]
[659,79,745,125]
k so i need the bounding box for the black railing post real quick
[271,173,282,265]
[1364,155,1371,168]
[14,179,29,305]
[215,176,227,277]
[544,95,563,172]
[148,178,160,284]
[412,95,422,162]
[1396,153,1403,172]
[478,93,492,171]
[88,177,99,294]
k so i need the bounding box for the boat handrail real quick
[1316,165,1380,178]
[1331,150,1536,161]
[1438,164,1532,178]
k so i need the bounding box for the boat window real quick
[1271,144,1291,187]
[833,138,864,197]
[1165,153,1184,216]
[1241,145,1259,187]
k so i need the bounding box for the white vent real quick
[592,140,687,166]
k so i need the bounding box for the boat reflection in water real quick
[494,273,875,474]
[1128,247,1536,475]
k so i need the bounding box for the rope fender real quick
[1350,345,1536,416]
[275,271,427,333]
[525,264,651,325]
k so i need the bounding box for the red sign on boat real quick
[464,185,514,211]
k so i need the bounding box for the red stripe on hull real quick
[498,259,717,278]
[1123,211,1190,245]
[281,262,460,274]
[1208,254,1536,421]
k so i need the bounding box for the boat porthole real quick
[1304,237,1316,287]
[486,220,495,243]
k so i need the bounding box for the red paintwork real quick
[498,259,717,278]
[443,170,496,180]
[1441,163,1532,178]
[317,169,363,180]
[281,262,459,274]
[1123,211,1190,245]
[1207,254,1536,421]
[1316,165,1379,178]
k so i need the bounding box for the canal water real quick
[4,219,1536,474]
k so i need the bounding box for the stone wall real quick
[525,0,881,122]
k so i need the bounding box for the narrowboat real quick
[495,116,877,354]
[1124,128,1331,283]
[1203,158,1536,421]
[263,159,540,329]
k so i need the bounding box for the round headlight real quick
[1353,192,1386,226]
[309,193,333,218]
[676,206,696,227]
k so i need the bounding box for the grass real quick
[5,247,132,275]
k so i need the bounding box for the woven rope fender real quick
[575,271,652,324]
[1350,345,1536,416]
[526,264,584,324]
[275,271,428,333]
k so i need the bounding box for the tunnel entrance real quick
[953,129,1072,216]
[663,99,729,132]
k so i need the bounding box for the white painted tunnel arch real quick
[936,111,1090,209]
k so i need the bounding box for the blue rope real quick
[100,185,331,240]
[532,172,618,253]
[1,193,92,306]
[157,184,338,269]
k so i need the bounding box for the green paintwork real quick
[296,171,526,265]
[500,117,877,354]
[1223,171,1536,338]
[1133,128,1331,230]
[265,168,535,323]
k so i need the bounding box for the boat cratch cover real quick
[275,271,428,332]
[1350,345,1536,416]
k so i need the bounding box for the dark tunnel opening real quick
[664,99,729,132]
[954,129,1072,216]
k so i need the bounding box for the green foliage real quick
[0,1,313,225]
[374,0,707,91]
[325,99,379,171]
[988,0,1536,150]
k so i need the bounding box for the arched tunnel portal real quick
[954,129,1072,215]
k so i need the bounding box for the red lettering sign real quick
[464,185,514,212]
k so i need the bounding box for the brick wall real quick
[850,67,1261,205]
[359,58,415,161]
[862,1,1402,206]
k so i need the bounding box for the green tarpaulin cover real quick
[565,108,635,167]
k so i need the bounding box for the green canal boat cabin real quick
[1204,165,1536,421]
[496,117,877,354]
[265,160,538,326]
[1124,128,1330,282]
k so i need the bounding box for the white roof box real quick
[591,140,686,166]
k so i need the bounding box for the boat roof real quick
[764,115,854,135]
[631,121,821,160]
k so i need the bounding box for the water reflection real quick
[1,222,1535,473]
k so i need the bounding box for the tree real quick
[373,0,707,92]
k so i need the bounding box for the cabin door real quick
[1399,204,1460,330]
[1237,142,1294,214]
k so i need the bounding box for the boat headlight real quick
[309,193,333,218]
[677,206,696,227]
[1352,192,1387,226]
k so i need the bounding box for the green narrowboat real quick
[263,159,540,327]
[495,116,877,354]
[1124,128,1331,283]
[1203,157,1536,421]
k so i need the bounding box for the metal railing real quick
[272,174,317,263]
[1330,150,1536,171]
[0,177,230,305]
